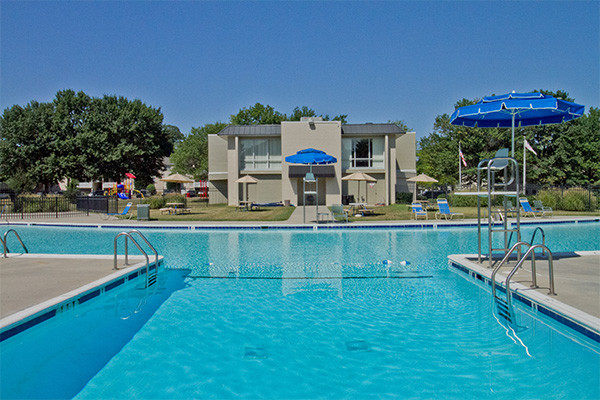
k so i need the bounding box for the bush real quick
[395,192,413,204]
[64,180,79,203]
[146,184,156,196]
[143,196,166,209]
[536,189,560,210]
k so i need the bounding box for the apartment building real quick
[207,119,416,206]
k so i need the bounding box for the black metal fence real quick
[0,196,120,220]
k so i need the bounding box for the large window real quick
[342,137,384,169]
[239,138,281,170]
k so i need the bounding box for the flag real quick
[524,139,537,156]
[459,148,467,167]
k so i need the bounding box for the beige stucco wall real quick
[208,180,228,204]
[237,174,282,204]
[208,134,228,177]
[395,132,417,198]
[281,121,342,206]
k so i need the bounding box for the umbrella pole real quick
[511,114,515,158]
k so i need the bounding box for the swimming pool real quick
[1,222,599,399]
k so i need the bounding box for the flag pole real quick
[523,137,527,195]
[458,142,462,190]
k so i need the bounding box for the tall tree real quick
[230,103,286,125]
[170,122,227,180]
[0,101,58,191]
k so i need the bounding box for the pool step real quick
[495,298,513,323]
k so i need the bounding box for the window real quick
[342,137,384,169]
[239,138,281,170]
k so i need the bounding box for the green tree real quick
[78,95,170,183]
[170,122,227,179]
[0,100,59,192]
[417,92,599,188]
[230,103,286,125]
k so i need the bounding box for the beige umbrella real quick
[342,172,376,203]
[235,175,258,203]
[407,173,438,201]
[161,173,194,192]
[160,173,194,183]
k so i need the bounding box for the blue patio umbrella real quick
[285,148,337,223]
[284,148,337,166]
[450,92,585,157]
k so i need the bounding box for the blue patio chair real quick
[411,202,428,220]
[519,198,544,218]
[533,200,553,217]
[103,202,134,220]
[435,199,464,220]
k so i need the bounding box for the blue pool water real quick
[1,223,599,399]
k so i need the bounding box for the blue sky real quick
[1,1,598,141]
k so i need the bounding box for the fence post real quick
[55,197,59,218]
[21,198,24,220]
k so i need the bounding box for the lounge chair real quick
[357,204,375,216]
[104,202,134,219]
[330,204,349,222]
[411,202,428,220]
[519,198,544,217]
[435,199,464,220]
[533,200,553,217]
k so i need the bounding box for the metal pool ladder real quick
[491,241,555,322]
[113,230,159,287]
[1,229,29,258]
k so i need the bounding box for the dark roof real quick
[217,123,405,136]
[217,125,281,136]
[342,123,405,135]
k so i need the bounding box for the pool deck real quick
[448,251,600,335]
[0,254,153,320]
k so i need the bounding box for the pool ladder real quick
[491,240,555,322]
[1,229,28,258]
[114,230,159,288]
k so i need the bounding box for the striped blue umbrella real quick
[450,92,585,157]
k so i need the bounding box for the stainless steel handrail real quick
[492,241,555,310]
[114,232,150,287]
[2,229,29,258]
[530,227,546,256]
[125,230,158,270]
[505,244,555,309]
[491,241,533,300]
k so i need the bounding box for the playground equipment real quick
[105,173,143,199]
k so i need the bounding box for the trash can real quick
[137,204,150,221]
[284,199,291,207]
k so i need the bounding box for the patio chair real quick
[435,199,464,220]
[533,200,553,217]
[411,202,428,220]
[357,204,375,216]
[519,198,544,218]
[330,204,349,222]
[103,202,134,220]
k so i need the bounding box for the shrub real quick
[536,189,560,210]
[143,196,166,209]
[396,192,413,204]
[64,180,79,203]
[146,184,156,196]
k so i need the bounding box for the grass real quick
[124,203,296,221]
[118,201,599,222]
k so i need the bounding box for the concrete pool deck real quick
[0,254,152,320]
[448,251,600,336]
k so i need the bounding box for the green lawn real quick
[119,201,599,222]
[128,204,296,221]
